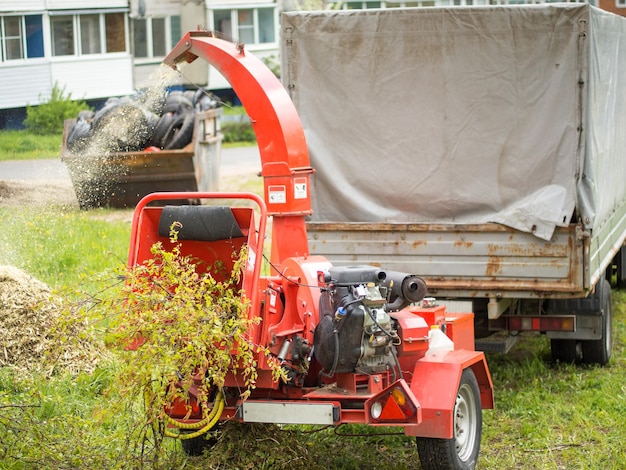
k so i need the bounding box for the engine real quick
[313,266,427,375]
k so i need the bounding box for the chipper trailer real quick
[127,32,494,470]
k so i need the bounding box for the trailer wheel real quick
[550,339,580,364]
[581,279,613,365]
[180,432,219,456]
[416,368,482,470]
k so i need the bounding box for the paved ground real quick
[0,145,261,181]
[0,145,262,209]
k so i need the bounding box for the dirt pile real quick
[0,265,103,375]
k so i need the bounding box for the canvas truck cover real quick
[281,4,626,241]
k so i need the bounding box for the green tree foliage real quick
[23,82,91,135]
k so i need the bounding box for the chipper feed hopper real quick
[127,31,494,470]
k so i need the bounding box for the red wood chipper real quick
[127,31,494,470]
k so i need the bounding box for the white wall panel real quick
[47,1,128,10]
[129,0,180,17]
[0,1,45,13]
[0,63,51,108]
[50,56,134,100]
[206,0,275,6]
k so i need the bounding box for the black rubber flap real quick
[158,206,244,241]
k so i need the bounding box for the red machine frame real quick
[127,31,494,465]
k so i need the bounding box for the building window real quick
[25,15,44,59]
[133,18,147,57]
[51,15,75,56]
[170,16,181,48]
[106,13,126,52]
[617,0,626,7]
[152,18,167,57]
[133,16,179,59]
[0,15,43,62]
[213,7,276,45]
[344,2,382,8]
[3,16,23,60]
[80,15,102,55]
[214,10,232,39]
[238,9,254,44]
[258,8,275,43]
[51,12,127,57]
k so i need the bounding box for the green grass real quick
[0,120,254,161]
[479,318,626,469]
[0,130,63,161]
[2,105,624,468]
[221,105,248,116]
[0,206,131,291]
[1,202,626,468]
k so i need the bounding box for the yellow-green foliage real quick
[97,226,285,446]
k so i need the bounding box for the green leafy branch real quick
[103,224,284,431]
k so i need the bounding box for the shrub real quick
[24,82,91,135]
[222,121,256,143]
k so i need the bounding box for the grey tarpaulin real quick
[281,4,626,241]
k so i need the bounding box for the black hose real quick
[318,329,340,384]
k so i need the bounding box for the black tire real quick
[92,101,119,130]
[66,118,92,152]
[550,339,580,364]
[103,96,120,107]
[581,279,613,365]
[416,368,482,470]
[183,89,196,104]
[606,247,626,290]
[161,111,195,150]
[162,94,194,115]
[180,434,212,457]
[193,87,206,106]
[92,103,153,152]
[180,424,222,456]
[149,112,175,148]
[143,110,160,146]
[134,87,166,115]
[77,109,95,121]
[615,247,626,289]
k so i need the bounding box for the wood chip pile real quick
[0,265,104,376]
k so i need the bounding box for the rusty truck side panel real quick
[307,222,588,299]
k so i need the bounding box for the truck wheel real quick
[550,339,580,364]
[416,368,481,470]
[614,247,626,289]
[581,279,613,365]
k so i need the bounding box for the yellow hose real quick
[163,391,225,440]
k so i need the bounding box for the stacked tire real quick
[66,89,220,154]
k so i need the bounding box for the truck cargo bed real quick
[307,222,586,299]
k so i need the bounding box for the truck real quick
[281,3,626,365]
[127,31,494,469]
